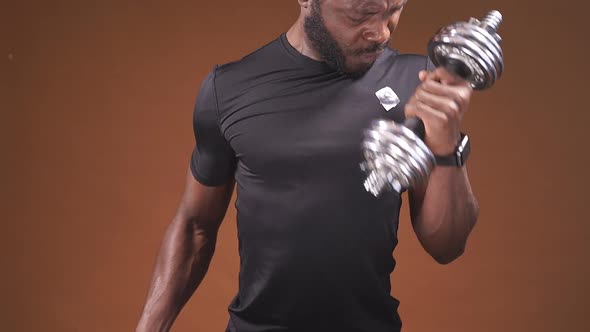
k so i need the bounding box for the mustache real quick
[354,39,391,55]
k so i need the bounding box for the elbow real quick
[431,244,466,265]
[418,225,471,265]
[168,215,220,250]
[174,216,219,257]
[432,210,479,265]
[173,212,219,236]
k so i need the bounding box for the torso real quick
[212,33,427,332]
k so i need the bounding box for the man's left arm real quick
[404,67,480,264]
[409,166,479,264]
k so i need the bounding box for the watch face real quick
[435,134,470,167]
[459,134,471,165]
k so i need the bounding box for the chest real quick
[219,74,415,182]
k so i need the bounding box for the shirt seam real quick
[211,65,224,134]
[210,65,238,174]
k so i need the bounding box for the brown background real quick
[2,0,588,331]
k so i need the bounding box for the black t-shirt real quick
[190,33,430,332]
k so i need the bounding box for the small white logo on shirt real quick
[375,86,400,111]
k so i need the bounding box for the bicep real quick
[179,67,237,230]
[175,166,235,232]
[408,183,427,227]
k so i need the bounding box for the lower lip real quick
[361,50,384,62]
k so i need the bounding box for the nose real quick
[362,21,392,45]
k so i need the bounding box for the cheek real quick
[335,28,369,55]
[321,15,364,51]
[339,32,364,52]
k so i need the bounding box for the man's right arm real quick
[135,167,235,332]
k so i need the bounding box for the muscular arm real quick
[136,167,235,332]
[405,67,480,264]
[409,166,479,264]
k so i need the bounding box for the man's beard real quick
[303,0,389,78]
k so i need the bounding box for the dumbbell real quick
[361,10,504,196]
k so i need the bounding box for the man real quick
[136,0,479,331]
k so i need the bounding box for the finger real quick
[404,96,419,119]
[418,70,430,81]
[414,100,449,130]
[423,69,439,82]
[415,89,462,121]
[433,67,470,86]
[420,80,472,110]
[405,96,452,128]
[405,101,459,154]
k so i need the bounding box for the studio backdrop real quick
[2,0,588,331]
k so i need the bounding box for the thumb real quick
[418,70,428,81]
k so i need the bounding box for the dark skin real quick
[407,68,479,264]
[290,0,478,262]
[135,170,235,332]
[136,1,479,330]
[295,0,406,75]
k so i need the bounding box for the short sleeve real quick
[189,66,237,186]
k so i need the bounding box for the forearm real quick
[136,218,217,332]
[410,166,479,264]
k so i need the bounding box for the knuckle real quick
[417,100,425,109]
[457,90,470,104]
[447,100,459,113]
[463,80,474,90]
[439,112,450,126]
[414,90,422,99]
[404,103,417,115]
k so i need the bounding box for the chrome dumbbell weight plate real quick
[361,10,505,197]
[360,119,435,195]
[428,10,504,90]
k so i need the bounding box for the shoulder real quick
[213,35,285,84]
[363,49,432,104]
[380,48,430,71]
[369,49,432,88]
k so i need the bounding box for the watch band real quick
[434,133,470,167]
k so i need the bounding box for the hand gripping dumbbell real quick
[361,10,504,196]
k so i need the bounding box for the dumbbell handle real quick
[361,10,504,196]
[403,116,426,141]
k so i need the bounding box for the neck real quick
[286,16,322,61]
